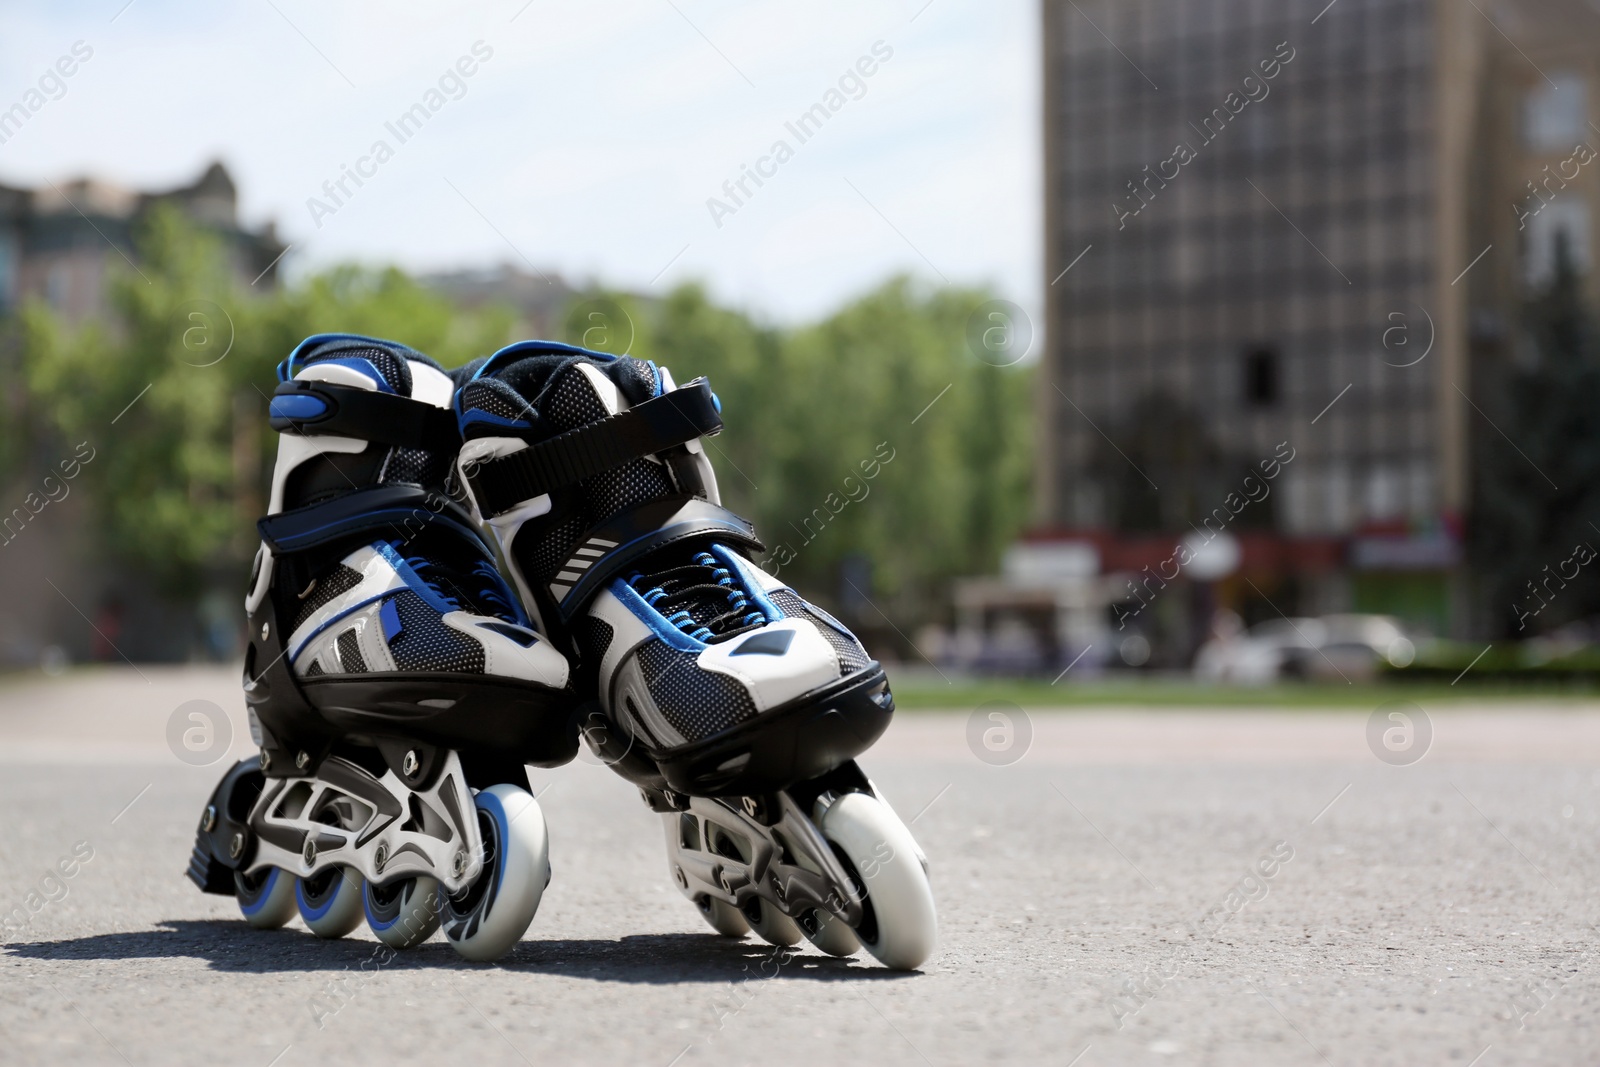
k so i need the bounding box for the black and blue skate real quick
[451,339,936,968]
[187,334,578,961]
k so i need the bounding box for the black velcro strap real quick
[465,379,722,518]
[270,381,460,453]
[258,485,491,559]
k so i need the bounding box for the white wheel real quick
[297,868,365,939]
[235,867,296,930]
[694,895,750,938]
[441,784,550,962]
[742,896,802,947]
[364,876,441,949]
[820,792,937,970]
[798,907,861,957]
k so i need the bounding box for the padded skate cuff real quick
[270,380,460,452]
[464,379,722,519]
[545,496,764,619]
[258,485,493,558]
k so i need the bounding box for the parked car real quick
[1195,614,1416,683]
[1312,614,1417,678]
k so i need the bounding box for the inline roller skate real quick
[452,340,936,969]
[186,334,579,961]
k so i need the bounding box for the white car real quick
[1195,614,1416,683]
[1317,614,1417,673]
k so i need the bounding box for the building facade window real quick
[1242,346,1280,407]
[1523,73,1588,152]
[1365,464,1405,522]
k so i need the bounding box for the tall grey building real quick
[1036,0,1600,635]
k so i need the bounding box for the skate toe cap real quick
[444,612,571,689]
[696,620,841,711]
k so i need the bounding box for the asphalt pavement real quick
[1,665,1596,1066]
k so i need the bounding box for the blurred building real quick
[1026,0,1600,655]
[0,161,282,667]
[0,160,285,320]
[421,264,574,341]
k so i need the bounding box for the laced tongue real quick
[388,540,523,625]
[466,559,522,623]
[628,547,766,642]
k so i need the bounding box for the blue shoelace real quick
[389,541,522,625]
[628,549,766,642]
[469,558,522,623]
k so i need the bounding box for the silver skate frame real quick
[664,790,867,928]
[243,750,484,895]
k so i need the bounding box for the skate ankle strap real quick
[258,484,492,558]
[463,379,722,520]
[270,380,460,452]
[547,496,763,619]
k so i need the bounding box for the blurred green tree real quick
[21,206,242,595]
[11,212,1034,644]
[629,277,1033,632]
[17,209,515,597]
[1471,237,1600,635]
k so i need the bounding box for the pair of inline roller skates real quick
[186,334,936,968]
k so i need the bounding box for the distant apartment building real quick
[0,161,283,666]
[1027,0,1600,651]
[0,160,284,321]
[421,264,575,342]
[0,160,285,321]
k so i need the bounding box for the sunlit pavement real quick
[1,666,1596,1065]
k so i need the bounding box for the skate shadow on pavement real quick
[4,921,918,982]
[494,934,916,982]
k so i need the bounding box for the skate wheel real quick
[820,792,937,970]
[235,867,296,930]
[694,895,750,938]
[798,907,861,957]
[441,784,550,962]
[364,876,441,949]
[741,896,802,947]
[296,868,365,939]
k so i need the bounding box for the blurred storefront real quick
[952,523,1460,674]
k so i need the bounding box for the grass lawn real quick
[887,674,1600,709]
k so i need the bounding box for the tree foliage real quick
[21,207,242,593]
[7,211,1035,635]
[1471,240,1600,636]
[564,279,1034,624]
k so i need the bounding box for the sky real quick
[0,0,1040,327]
